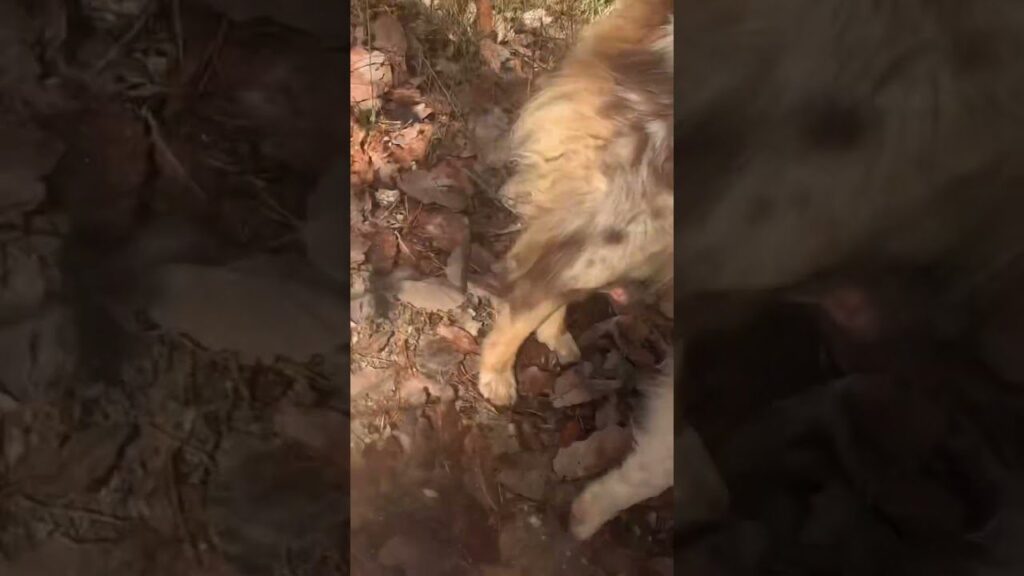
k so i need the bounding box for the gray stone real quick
[0,305,76,400]
[149,261,346,363]
[398,278,465,311]
[0,244,47,322]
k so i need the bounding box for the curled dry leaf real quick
[553,425,633,480]
[436,323,480,354]
[350,115,374,187]
[389,122,434,168]
[398,169,468,211]
[351,47,392,111]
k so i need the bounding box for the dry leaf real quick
[559,419,583,448]
[366,229,398,274]
[389,122,434,167]
[350,47,392,111]
[398,169,468,211]
[517,365,555,397]
[553,425,633,480]
[414,208,470,252]
[479,38,511,74]
[436,323,480,354]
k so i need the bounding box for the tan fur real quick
[480,0,674,405]
[477,0,676,539]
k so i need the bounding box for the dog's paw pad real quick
[478,369,517,407]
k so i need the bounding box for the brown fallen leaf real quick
[553,425,633,480]
[517,365,556,397]
[350,47,392,111]
[389,122,434,167]
[398,169,469,211]
[413,208,470,253]
[479,38,511,74]
[436,323,480,354]
[559,419,584,448]
[365,229,398,274]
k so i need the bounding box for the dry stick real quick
[172,0,184,65]
[91,0,159,74]
[141,108,208,202]
[422,55,461,118]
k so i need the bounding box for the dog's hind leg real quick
[570,375,675,540]
[534,304,582,365]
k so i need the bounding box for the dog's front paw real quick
[478,369,517,407]
[570,488,615,541]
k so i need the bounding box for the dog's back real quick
[498,0,674,307]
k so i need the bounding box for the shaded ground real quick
[1,0,347,574]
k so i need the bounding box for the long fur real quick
[476,0,676,540]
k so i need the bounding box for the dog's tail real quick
[580,0,673,54]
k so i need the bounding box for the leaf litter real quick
[348,0,674,573]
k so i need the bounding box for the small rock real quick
[150,262,345,362]
[398,278,465,311]
[0,305,75,400]
[0,245,47,322]
[350,292,376,324]
[397,169,468,212]
[553,426,633,480]
[446,244,468,290]
[520,8,553,30]
[452,308,482,336]
[375,187,401,206]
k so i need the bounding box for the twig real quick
[172,0,184,65]
[141,107,208,202]
[91,0,158,74]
